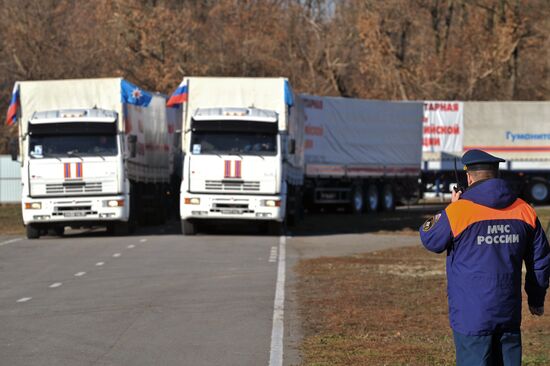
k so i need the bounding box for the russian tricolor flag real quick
[5,84,19,126]
[166,81,188,107]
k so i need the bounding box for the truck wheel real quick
[382,184,396,211]
[54,226,65,237]
[367,184,379,212]
[26,224,40,239]
[267,221,284,236]
[287,190,304,226]
[350,186,364,215]
[108,222,130,236]
[527,179,550,204]
[181,220,196,235]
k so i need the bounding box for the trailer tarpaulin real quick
[301,95,423,177]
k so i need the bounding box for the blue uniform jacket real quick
[420,178,550,336]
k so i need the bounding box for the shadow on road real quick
[56,203,446,238]
[290,204,445,237]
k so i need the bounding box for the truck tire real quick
[366,184,380,212]
[108,222,130,236]
[526,179,550,204]
[26,224,40,239]
[350,185,364,215]
[54,226,65,237]
[267,221,284,236]
[287,187,304,226]
[382,184,396,211]
[181,220,196,235]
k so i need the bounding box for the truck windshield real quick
[29,135,118,158]
[191,131,277,156]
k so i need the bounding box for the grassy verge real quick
[296,207,550,366]
[0,204,24,235]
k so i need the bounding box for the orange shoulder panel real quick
[445,198,537,237]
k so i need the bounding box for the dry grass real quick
[0,204,23,235]
[296,206,550,366]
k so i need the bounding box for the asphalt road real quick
[0,221,421,366]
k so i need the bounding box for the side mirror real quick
[289,139,296,155]
[9,139,18,161]
[128,135,137,158]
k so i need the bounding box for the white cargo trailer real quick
[174,77,304,235]
[422,101,550,204]
[10,78,181,238]
[301,95,424,212]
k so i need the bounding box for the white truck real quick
[422,101,550,204]
[10,78,180,239]
[301,95,424,212]
[176,77,304,235]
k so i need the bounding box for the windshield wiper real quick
[228,152,244,159]
[67,150,83,161]
[247,152,265,160]
[95,152,106,161]
[39,153,62,162]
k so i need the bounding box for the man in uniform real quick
[420,149,550,365]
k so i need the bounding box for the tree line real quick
[0,0,548,151]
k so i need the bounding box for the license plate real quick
[64,211,85,217]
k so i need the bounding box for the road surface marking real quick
[96,262,105,266]
[74,272,86,277]
[140,239,147,243]
[113,253,121,258]
[269,235,286,366]
[268,246,278,263]
[0,238,22,247]
[127,245,135,249]
[49,282,62,288]
[17,297,32,303]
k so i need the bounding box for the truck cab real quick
[180,107,287,234]
[22,108,129,238]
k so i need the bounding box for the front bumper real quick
[180,192,286,222]
[22,194,129,225]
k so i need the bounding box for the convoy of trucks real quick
[422,101,550,204]
[11,78,180,239]
[7,77,550,238]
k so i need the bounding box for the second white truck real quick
[173,77,304,235]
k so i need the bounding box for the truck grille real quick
[205,180,260,192]
[46,182,103,194]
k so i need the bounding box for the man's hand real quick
[451,188,462,203]
[529,305,544,316]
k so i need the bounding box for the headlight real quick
[261,199,281,207]
[24,202,42,209]
[184,197,201,205]
[104,199,124,207]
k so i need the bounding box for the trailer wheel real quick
[181,220,196,235]
[367,184,379,212]
[54,226,65,237]
[351,186,364,214]
[382,184,395,211]
[26,224,40,239]
[527,179,550,204]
